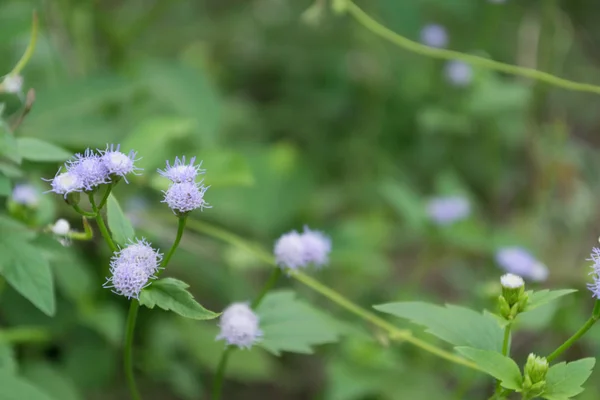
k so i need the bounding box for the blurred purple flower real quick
[216,302,262,349]
[158,156,205,184]
[495,247,548,282]
[274,231,306,270]
[104,238,163,299]
[426,196,471,225]
[445,60,473,86]
[301,226,331,268]
[12,183,39,207]
[420,24,448,48]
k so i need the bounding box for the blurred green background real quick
[3,0,600,398]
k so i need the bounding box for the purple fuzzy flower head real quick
[426,196,471,225]
[216,302,262,349]
[445,60,473,86]
[495,247,548,282]
[274,231,306,270]
[162,181,210,215]
[67,149,110,191]
[420,24,448,48]
[587,248,600,298]
[300,226,331,268]
[100,144,141,181]
[11,183,39,207]
[104,238,163,299]
[46,169,83,198]
[158,156,205,184]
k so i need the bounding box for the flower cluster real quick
[104,239,163,299]
[587,248,600,298]
[274,226,331,270]
[426,196,471,225]
[496,247,548,282]
[216,302,262,349]
[159,156,210,215]
[45,145,139,197]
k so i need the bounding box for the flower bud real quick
[501,273,525,305]
[524,353,549,385]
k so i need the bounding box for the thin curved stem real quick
[212,267,284,399]
[124,301,141,400]
[344,1,600,96]
[71,204,95,218]
[89,193,117,252]
[97,182,114,210]
[547,300,600,362]
[10,11,38,76]
[212,346,233,400]
[158,216,187,275]
[185,218,479,371]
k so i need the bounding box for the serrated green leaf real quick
[542,358,595,400]
[255,290,344,355]
[524,289,577,313]
[106,194,134,246]
[374,302,503,351]
[0,372,54,400]
[139,278,219,320]
[455,347,522,390]
[15,138,71,162]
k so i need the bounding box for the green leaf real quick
[106,194,134,246]
[139,278,219,320]
[374,302,503,351]
[0,342,16,375]
[378,179,427,232]
[543,358,595,400]
[0,239,55,317]
[22,363,82,400]
[255,290,344,355]
[525,289,577,312]
[15,138,71,163]
[0,174,10,197]
[0,127,21,164]
[0,372,54,400]
[455,347,522,391]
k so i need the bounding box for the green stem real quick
[124,301,141,400]
[547,301,600,362]
[495,323,512,394]
[72,204,95,218]
[343,1,600,96]
[212,346,233,400]
[9,12,38,76]
[158,216,187,274]
[212,268,283,399]
[97,182,114,210]
[89,193,117,252]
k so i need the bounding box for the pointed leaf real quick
[0,127,21,164]
[0,241,55,316]
[0,174,10,197]
[455,347,522,391]
[542,358,595,400]
[16,138,71,162]
[106,194,134,246]
[525,289,577,312]
[255,290,344,355]
[374,302,503,351]
[139,278,219,320]
[0,372,54,400]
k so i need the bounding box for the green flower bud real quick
[524,353,549,384]
[498,295,511,319]
[501,273,525,306]
[65,191,80,206]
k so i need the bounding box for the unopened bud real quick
[52,219,70,236]
[524,353,549,384]
[1,74,23,94]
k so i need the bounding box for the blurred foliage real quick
[2,0,600,399]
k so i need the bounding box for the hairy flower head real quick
[445,60,473,86]
[46,169,83,197]
[216,302,262,349]
[67,149,110,191]
[104,239,163,299]
[274,231,306,270]
[500,273,524,289]
[300,226,331,267]
[587,248,600,298]
[51,219,71,236]
[496,247,548,282]
[426,196,471,225]
[162,181,210,215]
[100,144,141,181]
[11,183,39,207]
[158,156,205,183]
[420,24,448,48]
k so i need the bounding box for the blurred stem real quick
[182,217,479,371]
[342,1,600,95]
[0,327,49,343]
[212,347,233,400]
[9,11,38,76]
[212,267,283,399]
[495,323,512,394]
[547,300,600,362]
[124,301,141,400]
[89,193,117,252]
[158,216,187,274]
[72,204,95,218]
[532,0,558,116]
